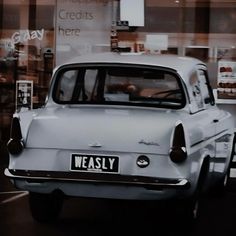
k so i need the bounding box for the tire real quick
[29,192,64,223]
[173,195,201,230]
[213,134,236,195]
[181,158,209,222]
[183,195,200,221]
[212,172,229,196]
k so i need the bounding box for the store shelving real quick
[216,61,236,100]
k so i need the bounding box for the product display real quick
[217,61,236,99]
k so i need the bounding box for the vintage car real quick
[5,52,235,222]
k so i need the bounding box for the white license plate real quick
[71,153,119,173]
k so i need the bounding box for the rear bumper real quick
[5,168,190,191]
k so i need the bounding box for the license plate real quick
[71,153,119,173]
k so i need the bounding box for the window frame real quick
[188,67,215,114]
[52,63,187,110]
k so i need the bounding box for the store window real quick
[0,0,55,140]
[117,1,236,61]
[1,0,236,140]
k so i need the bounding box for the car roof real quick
[60,52,206,78]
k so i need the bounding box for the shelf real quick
[218,77,236,81]
[215,99,236,104]
[213,89,236,104]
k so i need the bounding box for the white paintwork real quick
[5,53,235,200]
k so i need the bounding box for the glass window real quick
[0,0,55,140]
[189,69,213,112]
[197,69,214,106]
[189,71,204,110]
[54,65,185,109]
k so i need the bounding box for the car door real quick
[189,66,234,180]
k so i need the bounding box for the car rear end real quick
[5,55,196,200]
[6,105,194,200]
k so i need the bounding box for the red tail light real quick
[7,116,24,155]
[169,123,187,163]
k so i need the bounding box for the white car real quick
[5,52,235,222]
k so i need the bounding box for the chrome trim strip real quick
[189,129,232,155]
[191,129,228,148]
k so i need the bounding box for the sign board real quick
[16,80,33,111]
[120,0,144,27]
[116,21,129,30]
[55,0,112,65]
[145,34,168,53]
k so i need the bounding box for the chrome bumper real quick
[5,168,190,190]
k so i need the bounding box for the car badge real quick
[89,142,102,148]
[138,139,160,146]
[137,155,150,168]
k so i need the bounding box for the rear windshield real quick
[52,65,186,109]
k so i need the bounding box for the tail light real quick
[7,116,24,155]
[169,123,187,163]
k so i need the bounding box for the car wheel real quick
[181,159,209,222]
[173,195,201,229]
[213,172,229,196]
[29,192,64,223]
[213,135,235,195]
[183,196,200,221]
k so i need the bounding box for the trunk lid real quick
[26,106,181,155]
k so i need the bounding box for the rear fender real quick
[14,110,40,142]
[214,132,235,177]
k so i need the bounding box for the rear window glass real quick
[53,65,185,109]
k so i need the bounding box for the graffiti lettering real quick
[11,29,44,45]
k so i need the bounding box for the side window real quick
[197,69,212,106]
[189,68,213,113]
[189,71,204,111]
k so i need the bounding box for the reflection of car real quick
[5,52,235,222]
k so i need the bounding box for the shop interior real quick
[0,0,236,142]
[0,0,55,141]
